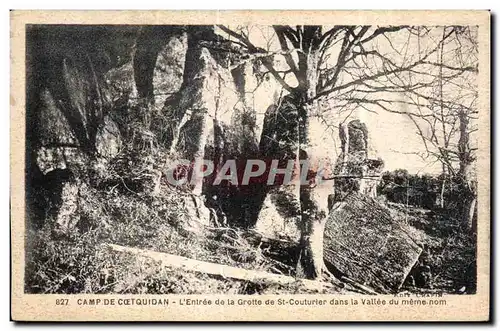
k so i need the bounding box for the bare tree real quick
[411,27,478,230]
[215,24,473,279]
[347,26,478,230]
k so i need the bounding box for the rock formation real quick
[26,25,285,234]
[26,26,187,234]
[333,120,384,202]
[253,95,302,241]
[28,25,352,237]
[158,27,264,228]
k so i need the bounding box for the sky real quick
[219,25,477,176]
[354,107,443,175]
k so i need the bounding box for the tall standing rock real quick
[254,95,302,241]
[333,120,384,202]
[323,120,423,293]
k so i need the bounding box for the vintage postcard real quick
[10,10,490,322]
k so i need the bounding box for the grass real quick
[25,159,341,294]
[390,203,477,294]
[25,108,345,295]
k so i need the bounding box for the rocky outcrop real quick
[26,26,188,234]
[160,27,263,228]
[28,26,143,173]
[133,26,185,104]
[35,89,86,175]
[104,28,187,111]
[152,32,188,106]
[26,25,295,234]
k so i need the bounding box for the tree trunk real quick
[296,185,328,279]
[294,47,332,280]
[465,196,477,232]
[105,243,342,292]
[457,107,477,231]
[295,98,326,279]
[439,175,446,209]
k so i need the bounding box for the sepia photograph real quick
[10,10,490,321]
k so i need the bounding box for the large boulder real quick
[95,115,122,159]
[324,192,424,293]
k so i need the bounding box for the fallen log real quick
[340,276,379,295]
[324,192,424,293]
[104,243,341,292]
